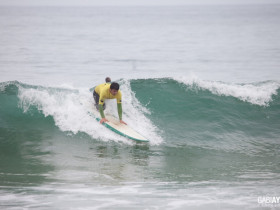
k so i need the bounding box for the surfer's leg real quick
[93,91,99,110]
[93,91,106,110]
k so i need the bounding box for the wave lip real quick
[175,76,280,106]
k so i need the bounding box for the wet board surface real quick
[88,106,149,142]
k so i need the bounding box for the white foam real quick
[18,86,125,142]
[0,83,6,92]
[0,81,16,92]
[118,79,163,145]
[17,82,163,145]
[175,76,279,106]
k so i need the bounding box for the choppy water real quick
[0,5,280,209]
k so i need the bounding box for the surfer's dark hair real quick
[110,82,119,90]
[105,77,111,83]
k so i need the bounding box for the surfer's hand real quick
[100,118,108,124]
[120,120,127,125]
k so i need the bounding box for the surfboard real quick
[88,106,149,142]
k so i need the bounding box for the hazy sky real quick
[0,0,279,6]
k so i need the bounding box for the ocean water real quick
[0,5,280,209]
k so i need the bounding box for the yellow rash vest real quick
[94,83,123,120]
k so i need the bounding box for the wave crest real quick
[175,76,279,106]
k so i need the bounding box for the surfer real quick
[93,78,127,125]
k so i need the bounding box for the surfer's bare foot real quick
[120,120,127,125]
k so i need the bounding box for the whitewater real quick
[1,4,280,210]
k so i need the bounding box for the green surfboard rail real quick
[88,110,149,142]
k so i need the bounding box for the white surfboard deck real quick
[88,106,149,142]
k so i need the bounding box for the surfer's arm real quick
[116,93,126,124]
[117,103,127,125]
[99,104,105,119]
[98,92,106,119]
[99,105,108,124]
[117,103,122,120]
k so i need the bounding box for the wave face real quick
[1,79,279,152]
[130,78,280,154]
